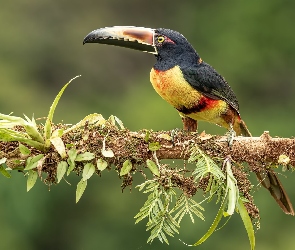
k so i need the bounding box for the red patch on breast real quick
[199,96,219,110]
[178,95,220,114]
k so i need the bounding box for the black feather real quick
[181,63,240,113]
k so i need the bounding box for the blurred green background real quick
[1,0,295,249]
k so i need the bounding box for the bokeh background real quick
[1,0,295,249]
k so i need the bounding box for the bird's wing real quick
[181,62,240,113]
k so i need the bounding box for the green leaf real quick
[82,163,95,181]
[148,142,161,151]
[75,152,95,161]
[97,159,108,171]
[101,149,114,158]
[171,194,204,224]
[135,180,178,245]
[144,130,150,142]
[67,148,77,176]
[190,146,225,181]
[108,115,116,126]
[120,160,132,176]
[113,116,125,129]
[146,159,160,176]
[27,170,38,191]
[67,158,75,176]
[22,115,44,144]
[0,158,7,165]
[224,159,239,216]
[68,148,77,162]
[157,133,172,141]
[0,129,45,151]
[19,143,31,155]
[193,194,227,246]
[51,129,64,138]
[24,154,44,170]
[108,115,125,129]
[44,75,81,145]
[50,136,67,158]
[76,179,87,203]
[101,137,114,157]
[237,198,255,250]
[0,165,11,178]
[57,161,68,183]
[278,154,290,165]
[0,113,44,144]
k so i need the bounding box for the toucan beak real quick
[83,26,157,54]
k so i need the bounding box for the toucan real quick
[83,26,294,215]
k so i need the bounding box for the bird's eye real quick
[157,36,165,43]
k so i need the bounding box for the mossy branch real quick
[1,126,294,175]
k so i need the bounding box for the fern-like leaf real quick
[171,194,205,224]
[135,180,179,244]
[189,146,225,180]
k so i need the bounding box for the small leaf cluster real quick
[135,179,205,245]
[0,76,80,152]
[0,76,111,200]
[190,147,255,249]
[134,145,255,248]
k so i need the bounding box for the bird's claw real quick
[226,124,236,147]
[170,128,180,146]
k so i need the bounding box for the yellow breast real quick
[150,65,229,127]
[150,66,202,109]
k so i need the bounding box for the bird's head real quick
[152,28,196,59]
[83,26,198,69]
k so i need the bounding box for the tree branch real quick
[2,125,294,171]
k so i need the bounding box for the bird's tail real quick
[256,170,294,215]
[237,119,294,215]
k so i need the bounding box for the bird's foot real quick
[182,117,198,132]
[170,128,180,146]
[226,124,236,147]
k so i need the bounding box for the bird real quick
[83,26,294,215]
